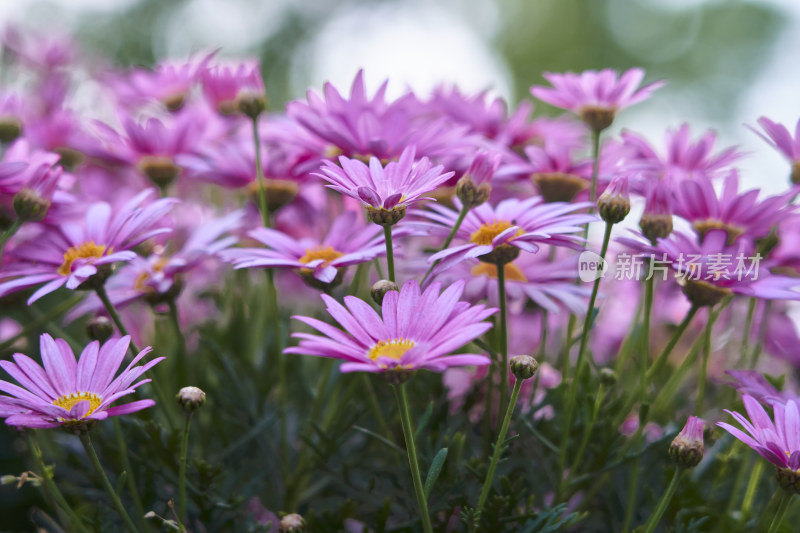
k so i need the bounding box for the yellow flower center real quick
[470,221,520,246]
[58,241,110,276]
[52,391,102,418]
[299,246,344,267]
[368,338,416,361]
[134,256,170,292]
[470,262,528,282]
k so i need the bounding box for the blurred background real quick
[1,0,799,194]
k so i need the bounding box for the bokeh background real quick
[1,0,799,194]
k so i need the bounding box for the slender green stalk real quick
[28,433,91,533]
[557,221,613,494]
[739,459,765,526]
[640,468,683,533]
[589,129,601,208]
[738,297,757,366]
[640,261,655,407]
[566,384,606,483]
[620,444,641,533]
[361,374,392,437]
[473,378,523,530]
[645,305,700,383]
[383,224,395,283]
[167,299,188,383]
[749,300,772,368]
[113,418,148,533]
[766,491,792,533]
[539,310,548,357]
[392,384,433,533]
[496,262,509,413]
[420,202,469,286]
[251,116,271,228]
[0,218,22,259]
[94,285,140,354]
[79,432,140,533]
[178,413,193,522]
[694,307,715,415]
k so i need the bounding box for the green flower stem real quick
[496,261,509,414]
[640,260,655,408]
[589,129,601,208]
[566,384,606,484]
[94,285,140,353]
[383,224,396,283]
[640,467,683,533]
[28,432,91,533]
[420,202,469,286]
[694,307,715,415]
[738,459,765,526]
[749,300,772,368]
[251,116,271,228]
[739,297,757,366]
[113,418,148,533]
[392,383,433,533]
[539,310,548,357]
[79,432,140,533]
[178,413,193,522]
[0,218,22,259]
[167,299,188,384]
[473,377,523,530]
[557,221,613,496]
[361,373,392,437]
[620,437,642,533]
[766,491,793,533]
[645,304,700,383]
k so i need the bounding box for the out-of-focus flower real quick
[718,394,800,492]
[620,413,663,443]
[530,68,665,132]
[316,147,453,225]
[639,180,673,244]
[749,116,800,184]
[221,211,389,288]
[199,59,265,116]
[422,197,594,271]
[726,370,798,406]
[0,92,24,143]
[286,280,496,378]
[510,144,593,203]
[0,190,176,303]
[0,334,163,429]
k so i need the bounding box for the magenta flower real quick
[718,395,800,474]
[286,280,496,374]
[749,116,800,183]
[221,211,391,285]
[530,68,665,131]
[316,146,453,224]
[421,197,595,272]
[726,370,797,407]
[0,190,176,304]
[199,60,264,114]
[0,334,163,429]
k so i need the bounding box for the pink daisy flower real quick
[316,147,453,225]
[0,334,163,429]
[0,190,176,304]
[286,280,496,374]
[530,68,665,131]
[749,116,800,183]
[420,197,595,271]
[199,59,265,115]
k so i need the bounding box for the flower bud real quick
[455,176,491,209]
[510,355,539,381]
[177,386,206,412]
[86,316,114,343]
[597,176,630,225]
[532,172,587,203]
[279,513,305,533]
[678,277,732,308]
[371,279,399,306]
[669,416,704,468]
[237,91,267,119]
[579,106,615,133]
[12,188,50,222]
[138,155,181,189]
[639,182,673,244]
[599,368,617,387]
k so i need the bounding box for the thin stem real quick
[645,305,700,383]
[589,129,601,208]
[0,218,22,259]
[567,385,606,483]
[383,224,396,283]
[361,374,392,437]
[620,447,641,533]
[474,378,523,530]
[113,418,148,532]
[640,468,683,533]
[178,413,193,523]
[94,285,140,354]
[79,432,140,533]
[167,299,188,383]
[28,432,91,533]
[496,262,509,414]
[557,221,613,495]
[420,203,469,286]
[694,308,715,415]
[739,459,765,526]
[766,491,792,533]
[392,384,433,533]
[738,297,757,366]
[640,261,655,407]
[539,310,548,357]
[251,116,271,228]
[749,300,772,368]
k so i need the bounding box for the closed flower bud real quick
[599,368,617,387]
[640,182,673,244]
[371,279,399,306]
[455,176,492,209]
[86,316,114,343]
[177,386,206,412]
[669,416,704,468]
[13,188,50,222]
[279,513,305,533]
[597,176,630,224]
[237,91,267,119]
[510,355,539,381]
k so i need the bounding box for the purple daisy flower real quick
[0,334,163,429]
[221,211,392,287]
[749,116,800,184]
[0,189,176,304]
[316,146,453,225]
[199,59,265,115]
[286,279,496,374]
[420,197,595,271]
[718,394,800,491]
[530,68,665,131]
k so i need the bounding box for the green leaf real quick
[423,447,448,499]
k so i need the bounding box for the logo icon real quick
[578,250,608,282]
